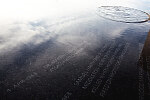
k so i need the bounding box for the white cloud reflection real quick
[0,0,149,53]
[0,0,149,19]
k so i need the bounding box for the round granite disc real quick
[97,6,149,23]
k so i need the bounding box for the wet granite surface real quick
[0,8,150,100]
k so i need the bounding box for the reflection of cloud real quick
[0,22,49,53]
[0,14,90,53]
[55,15,129,47]
[0,1,149,54]
[0,0,149,20]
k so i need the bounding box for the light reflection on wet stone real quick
[0,9,150,100]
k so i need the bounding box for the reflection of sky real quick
[0,0,149,54]
[0,0,149,19]
[0,1,150,99]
